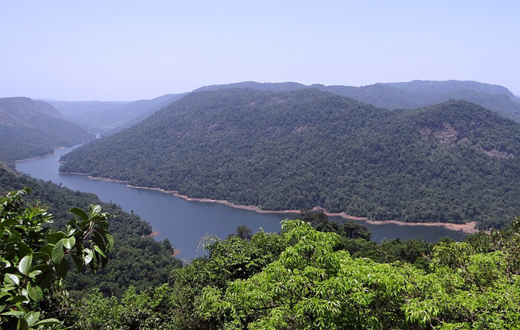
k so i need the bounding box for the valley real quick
[2,79,520,329]
[59,86,520,230]
[16,144,467,260]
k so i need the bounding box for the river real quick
[16,145,466,260]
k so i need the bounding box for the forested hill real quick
[60,88,520,229]
[0,97,93,165]
[0,164,180,298]
[195,80,520,122]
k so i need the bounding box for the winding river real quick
[16,145,466,260]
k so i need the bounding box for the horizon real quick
[1,1,519,101]
[24,79,520,103]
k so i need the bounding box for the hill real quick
[0,97,93,165]
[59,88,520,229]
[195,80,520,122]
[0,164,181,298]
[48,93,184,134]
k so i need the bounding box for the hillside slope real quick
[0,164,180,297]
[60,89,520,229]
[196,80,520,122]
[0,97,93,165]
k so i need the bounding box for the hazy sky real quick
[1,1,519,101]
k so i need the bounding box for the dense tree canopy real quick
[0,167,181,298]
[0,97,93,166]
[72,217,520,329]
[0,189,113,329]
[61,88,520,229]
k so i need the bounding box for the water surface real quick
[16,146,467,260]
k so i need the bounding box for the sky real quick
[1,1,519,101]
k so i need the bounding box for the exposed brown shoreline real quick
[142,230,160,238]
[60,172,479,234]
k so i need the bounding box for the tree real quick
[0,189,113,329]
[200,219,520,329]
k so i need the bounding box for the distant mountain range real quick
[195,80,520,122]
[39,80,520,137]
[60,88,520,229]
[0,97,93,165]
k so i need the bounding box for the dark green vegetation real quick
[48,93,184,134]
[0,97,93,166]
[61,88,520,229]
[70,214,520,329]
[0,167,181,299]
[0,188,114,329]
[4,188,520,329]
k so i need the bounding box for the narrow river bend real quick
[16,145,466,260]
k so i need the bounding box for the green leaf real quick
[72,255,84,271]
[28,270,42,279]
[39,244,54,258]
[69,207,89,221]
[62,236,76,250]
[17,317,28,330]
[106,233,114,251]
[10,295,29,304]
[91,204,102,214]
[94,245,106,258]
[65,225,77,237]
[55,258,69,279]
[5,273,20,286]
[27,283,43,303]
[95,228,114,251]
[18,254,32,275]
[0,218,18,230]
[24,311,40,327]
[51,241,64,265]
[47,231,67,244]
[32,318,61,327]
[17,241,31,257]
[92,231,107,251]
[32,251,50,262]
[36,269,54,289]
[84,248,94,265]
[1,310,25,317]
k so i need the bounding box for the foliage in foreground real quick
[0,168,182,298]
[201,220,520,329]
[0,189,113,329]
[74,218,520,329]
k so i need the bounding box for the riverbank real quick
[125,185,478,234]
[133,186,480,233]
[64,174,478,234]
[15,147,67,163]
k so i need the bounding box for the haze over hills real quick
[60,88,520,230]
[0,97,93,165]
[195,80,520,122]
[39,80,520,135]
[47,93,185,134]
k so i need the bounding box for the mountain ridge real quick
[0,97,93,165]
[193,80,520,121]
[59,88,520,229]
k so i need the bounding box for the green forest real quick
[0,167,180,298]
[3,81,520,328]
[0,97,93,166]
[3,185,520,329]
[61,88,520,230]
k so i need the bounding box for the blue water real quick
[16,145,466,260]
